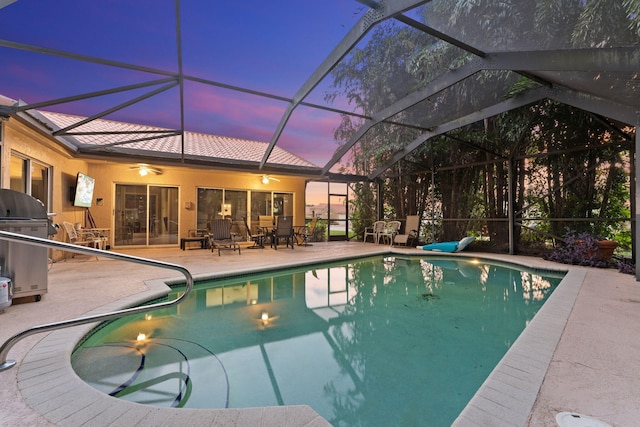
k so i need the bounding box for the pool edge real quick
[17,251,577,427]
[452,265,585,427]
[17,275,331,427]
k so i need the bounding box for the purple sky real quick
[0,0,368,167]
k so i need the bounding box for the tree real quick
[326,21,433,230]
[326,0,638,249]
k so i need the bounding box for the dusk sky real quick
[0,0,372,167]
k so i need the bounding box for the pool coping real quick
[452,259,583,426]
[17,251,579,426]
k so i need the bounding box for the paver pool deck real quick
[1,241,638,426]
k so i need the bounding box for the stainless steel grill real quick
[0,189,54,302]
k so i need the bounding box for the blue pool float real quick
[418,236,475,253]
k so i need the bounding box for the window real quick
[197,188,293,237]
[251,191,271,220]
[273,192,293,217]
[9,153,51,212]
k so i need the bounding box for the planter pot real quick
[596,240,618,261]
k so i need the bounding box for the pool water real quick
[72,255,563,426]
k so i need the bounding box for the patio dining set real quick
[180,216,319,255]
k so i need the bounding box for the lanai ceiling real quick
[1,0,639,180]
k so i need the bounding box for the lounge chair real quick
[243,216,265,249]
[363,220,386,244]
[393,215,420,246]
[209,218,241,256]
[294,216,318,246]
[417,236,475,253]
[271,215,294,249]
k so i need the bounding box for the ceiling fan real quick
[261,175,280,184]
[130,163,162,176]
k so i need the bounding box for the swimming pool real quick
[72,255,563,426]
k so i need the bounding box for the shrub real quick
[542,229,611,268]
[616,257,636,275]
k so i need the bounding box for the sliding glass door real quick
[197,188,293,237]
[115,184,179,247]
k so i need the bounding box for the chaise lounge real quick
[209,218,241,256]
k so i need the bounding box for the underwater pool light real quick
[136,333,147,345]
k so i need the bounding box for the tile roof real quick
[36,111,319,170]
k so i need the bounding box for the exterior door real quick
[115,184,178,247]
[328,182,348,241]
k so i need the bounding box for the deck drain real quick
[418,293,439,301]
[556,412,611,427]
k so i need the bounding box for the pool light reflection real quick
[136,333,147,346]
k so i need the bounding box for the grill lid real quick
[0,189,57,235]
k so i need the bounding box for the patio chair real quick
[363,220,386,244]
[393,215,420,246]
[243,216,265,249]
[271,215,294,250]
[209,218,241,256]
[294,216,318,246]
[62,221,105,259]
[379,220,401,245]
[259,215,274,246]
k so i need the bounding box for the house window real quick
[273,192,293,217]
[9,153,51,212]
[197,188,293,237]
[196,188,250,227]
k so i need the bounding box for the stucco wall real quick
[2,117,89,223]
[87,162,307,237]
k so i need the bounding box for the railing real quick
[0,230,194,371]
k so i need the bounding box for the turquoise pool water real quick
[72,255,563,426]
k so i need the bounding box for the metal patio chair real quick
[209,218,241,256]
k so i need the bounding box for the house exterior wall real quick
[2,116,89,222]
[1,117,307,259]
[86,162,307,236]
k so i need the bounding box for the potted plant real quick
[543,229,618,267]
[594,238,618,261]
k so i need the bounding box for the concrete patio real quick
[0,241,638,426]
